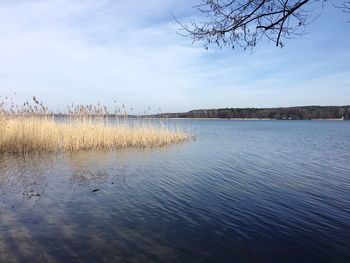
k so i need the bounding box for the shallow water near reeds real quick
[1,120,350,263]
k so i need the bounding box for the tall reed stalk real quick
[0,96,189,155]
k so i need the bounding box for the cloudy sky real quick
[0,0,349,113]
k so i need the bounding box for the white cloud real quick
[0,0,349,112]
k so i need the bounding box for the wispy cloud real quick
[0,0,349,112]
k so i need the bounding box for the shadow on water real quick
[1,121,350,262]
[0,150,176,262]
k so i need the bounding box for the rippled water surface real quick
[1,120,350,262]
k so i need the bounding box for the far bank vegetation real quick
[154,106,350,120]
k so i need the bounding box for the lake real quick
[1,120,350,262]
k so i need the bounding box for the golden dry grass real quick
[0,117,189,154]
[0,96,190,155]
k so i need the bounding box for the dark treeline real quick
[151,106,350,120]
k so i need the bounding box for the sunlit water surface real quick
[1,120,350,262]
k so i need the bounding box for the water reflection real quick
[0,149,155,210]
[1,120,350,262]
[0,149,173,262]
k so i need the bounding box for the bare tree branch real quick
[335,1,350,22]
[175,0,340,51]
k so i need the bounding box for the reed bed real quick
[0,96,190,155]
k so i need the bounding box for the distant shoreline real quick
[147,106,350,121]
[143,118,345,121]
[53,116,346,121]
[52,105,350,121]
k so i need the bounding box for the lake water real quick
[1,120,350,262]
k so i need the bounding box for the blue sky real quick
[0,0,349,113]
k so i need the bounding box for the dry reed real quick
[0,96,190,155]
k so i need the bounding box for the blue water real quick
[1,120,350,262]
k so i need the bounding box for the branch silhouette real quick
[175,0,348,50]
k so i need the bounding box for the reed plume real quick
[0,96,189,155]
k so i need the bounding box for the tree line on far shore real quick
[152,106,350,120]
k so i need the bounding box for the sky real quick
[0,0,349,113]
